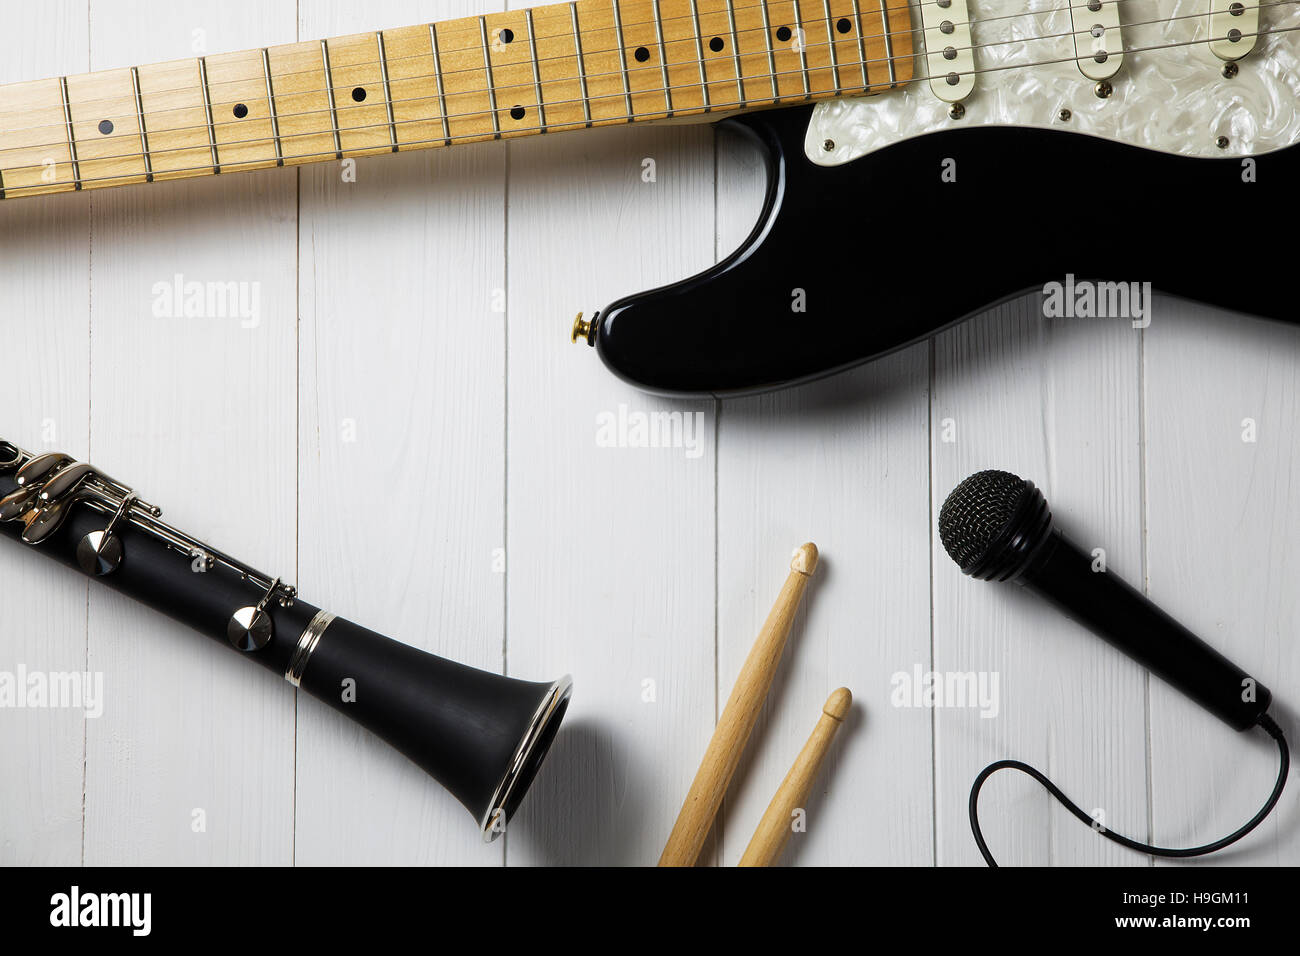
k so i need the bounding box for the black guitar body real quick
[590,105,1298,396]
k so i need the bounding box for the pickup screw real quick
[822,138,835,151]
[571,312,595,345]
[1222,62,1239,78]
[949,102,965,120]
[1094,80,1113,99]
[1216,135,1230,149]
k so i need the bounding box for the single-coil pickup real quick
[1208,0,1259,60]
[920,0,974,103]
[1070,0,1124,81]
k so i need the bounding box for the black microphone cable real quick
[938,469,1291,867]
[968,711,1289,866]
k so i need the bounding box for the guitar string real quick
[0,0,1271,138]
[0,0,1289,164]
[0,0,1226,130]
[0,15,1290,178]
[0,0,1142,127]
[3,23,1296,194]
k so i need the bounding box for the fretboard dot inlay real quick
[709,36,724,52]
[351,87,367,102]
[836,17,852,33]
[233,103,249,118]
[97,119,113,135]
[510,105,526,120]
[500,28,515,43]
[634,46,650,62]
[776,25,792,42]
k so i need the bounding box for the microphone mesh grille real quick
[938,470,1029,570]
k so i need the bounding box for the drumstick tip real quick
[790,542,819,576]
[823,687,852,722]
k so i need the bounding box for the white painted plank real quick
[711,127,934,866]
[715,352,935,865]
[504,124,717,866]
[82,0,299,864]
[931,295,1148,865]
[1144,301,1300,865]
[0,1,91,867]
[294,0,509,865]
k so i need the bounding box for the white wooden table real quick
[2,0,1297,867]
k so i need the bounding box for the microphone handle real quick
[1022,530,1271,730]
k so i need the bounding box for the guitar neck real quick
[0,0,913,200]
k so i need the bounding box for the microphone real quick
[939,470,1289,865]
[939,469,1270,730]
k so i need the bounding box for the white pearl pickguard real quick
[806,0,1300,163]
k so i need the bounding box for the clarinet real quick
[0,438,571,841]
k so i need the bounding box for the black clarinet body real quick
[0,439,571,841]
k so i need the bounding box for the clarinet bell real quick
[293,616,572,840]
[0,440,574,844]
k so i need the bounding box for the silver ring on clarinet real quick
[286,610,335,687]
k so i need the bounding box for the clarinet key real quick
[227,606,274,652]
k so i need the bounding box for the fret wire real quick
[479,17,502,139]
[10,0,934,132]
[0,8,918,141]
[878,0,897,86]
[197,56,221,173]
[570,3,593,127]
[688,0,711,111]
[725,0,745,106]
[610,0,635,121]
[2,31,900,172]
[262,48,284,166]
[821,0,841,92]
[15,57,882,179]
[376,31,399,151]
[792,1,811,98]
[851,0,870,89]
[429,24,453,146]
[758,0,778,102]
[320,40,344,159]
[1,74,888,194]
[59,76,82,190]
[0,165,6,199]
[14,0,1195,133]
[130,66,154,182]
[11,15,1300,191]
[651,0,673,116]
[526,10,548,133]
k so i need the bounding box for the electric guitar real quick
[2,0,1297,393]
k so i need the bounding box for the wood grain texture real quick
[738,686,851,866]
[711,126,933,867]
[293,0,511,869]
[658,542,817,866]
[1143,301,1300,865]
[81,0,299,865]
[503,122,718,866]
[0,0,91,867]
[2,0,1299,870]
[931,296,1148,866]
[0,0,914,199]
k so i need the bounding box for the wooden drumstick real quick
[738,687,852,867]
[658,542,819,867]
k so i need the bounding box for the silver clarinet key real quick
[76,492,138,577]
